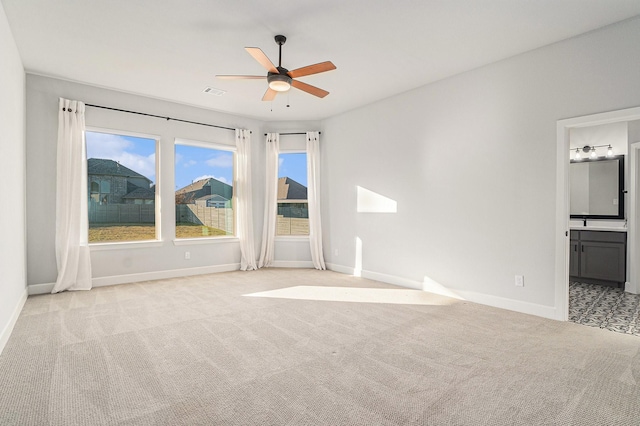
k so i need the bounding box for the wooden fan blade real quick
[262,88,278,101]
[288,61,336,78]
[291,79,329,98]
[216,75,266,80]
[245,47,278,73]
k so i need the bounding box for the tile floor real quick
[569,281,640,336]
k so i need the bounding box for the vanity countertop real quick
[569,227,627,232]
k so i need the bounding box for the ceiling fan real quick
[216,35,336,101]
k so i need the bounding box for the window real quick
[85,130,158,243]
[277,152,309,236]
[175,141,235,239]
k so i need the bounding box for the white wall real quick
[25,75,266,290]
[0,2,27,353]
[321,17,640,318]
[630,120,640,143]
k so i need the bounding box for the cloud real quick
[86,132,156,182]
[193,174,214,182]
[119,152,156,183]
[175,153,197,168]
[86,132,132,159]
[206,153,233,168]
[279,157,285,168]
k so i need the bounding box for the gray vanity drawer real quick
[579,231,626,243]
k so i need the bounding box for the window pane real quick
[86,131,157,243]
[175,144,234,238]
[277,153,309,236]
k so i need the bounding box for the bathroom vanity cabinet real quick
[570,230,626,288]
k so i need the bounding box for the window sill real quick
[276,236,310,242]
[173,237,239,246]
[90,240,163,250]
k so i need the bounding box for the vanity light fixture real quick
[607,145,614,157]
[570,144,614,160]
[574,148,581,160]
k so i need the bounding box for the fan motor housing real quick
[267,68,292,92]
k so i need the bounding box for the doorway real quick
[556,106,640,321]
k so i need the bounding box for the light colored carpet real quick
[1,268,639,425]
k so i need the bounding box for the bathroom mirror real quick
[570,155,624,219]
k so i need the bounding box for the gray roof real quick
[176,178,212,194]
[278,177,307,200]
[122,187,155,200]
[88,158,151,182]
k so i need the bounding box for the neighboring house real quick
[121,186,156,205]
[277,177,308,222]
[196,194,230,208]
[278,177,307,200]
[88,158,154,204]
[175,177,233,204]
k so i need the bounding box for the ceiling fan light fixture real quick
[268,74,292,92]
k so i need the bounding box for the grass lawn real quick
[89,223,229,242]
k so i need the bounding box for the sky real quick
[86,131,308,190]
[175,144,233,189]
[279,153,307,187]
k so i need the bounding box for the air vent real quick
[203,87,226,96]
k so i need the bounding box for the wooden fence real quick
[176,205,234,234]
[89,203,155,224]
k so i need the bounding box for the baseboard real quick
[325,263,559,320]
[28,282,56,295]
[0,287,28,356]
[270,260,315,268]
[624,281,639,294]
[361,269,423,290]
[28,263,241,295]
[326,263,355,275]
[455,289,559,320]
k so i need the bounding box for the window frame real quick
[85,126,161,247]
[174,138,238,243]
[276,149,309,240]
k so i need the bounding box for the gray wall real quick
[25,75,266,286]
[321,17,640,313]
[0,2,26,351]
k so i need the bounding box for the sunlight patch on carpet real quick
[244,286,458,305]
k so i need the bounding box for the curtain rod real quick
[263,132,322,136]
[85,103,242,132]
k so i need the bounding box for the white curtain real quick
[306,131,326,270]
[235,129,257,271]
[258,133,279,268]
[53,98,92,293]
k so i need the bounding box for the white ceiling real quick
[3,0,640,122]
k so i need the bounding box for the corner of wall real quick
[0,288,27,356]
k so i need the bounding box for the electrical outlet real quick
[515,275,524,287]
[334,249,339,256]
[184,251,191,260]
